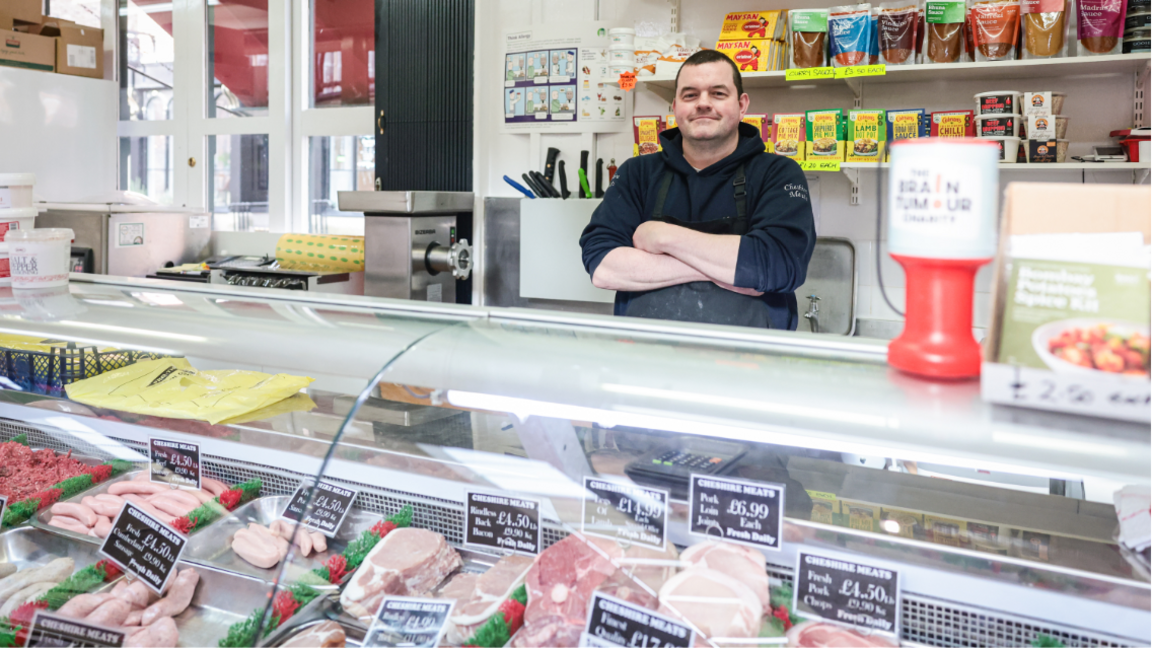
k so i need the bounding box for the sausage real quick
[310,531,327,553]
[146,495,195,518]
[156,490,201,509]
[188,489,213,504]
[124,609,143,626]
[292,526,313,556]
[111,579,154,609]
[56,593,110,619]
[0,564,16,581]
[84,598,133,626]
[0,581,56,618]
[231,530,282,569]
[120,496,172,523]
[87,498,124,518]
[94,493,127,504]
[133,471,152,481]
[126,616,178,648]
[0,557,74,604]
[93,516,113,538]
[50,503,98,528]
[81,496,99,509]
[109,482,171,496]
[201,478,228,497]
[47,516,91,535]
[141,569,198,625]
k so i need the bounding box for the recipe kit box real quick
[846,109,886,162]
[886,109,928,159]
[0,25,55,73]
[981,183,1151,423]
[770,112,806,161]
[719,10,788,41]
[804,109,845,160]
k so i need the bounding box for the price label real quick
[689,475,784,551]
[785,67,835,81]
[98,501,187,595]
[984,364,1151,423]
[834,64,886,79]
[0,494,7,529]
[363,596,454,648]
[580,592,694,648]
[800,160,842,172]
[282,480,358,538]
[793,552,900,637]
[27,612,125,647]
[149,438,201,490]
[618,71,637,91]
[581,478,667,550]
[465,491,541,555]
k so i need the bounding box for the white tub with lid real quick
[0,174,35,209]
[979,136,1022,163]
[0,207,38,238]
[609,44,636,64]
[609,27,636,47]
[7,228,74,289]
[0,242,10,287]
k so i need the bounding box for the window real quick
[210,135,270,231]
[308,136,374,234]
[208,0,269,118]
[120,136,175,204]
[311,0,374,107]
[47,0,102,28]
[120,0,175,122]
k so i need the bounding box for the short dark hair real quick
[674,50,744,98]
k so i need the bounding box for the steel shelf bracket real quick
[842,166,861,205]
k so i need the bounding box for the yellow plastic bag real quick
[65,358,314,425]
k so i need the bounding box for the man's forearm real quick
[591,247,707,291]
[659,229,743,285]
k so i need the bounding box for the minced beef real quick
[0,441,90,501]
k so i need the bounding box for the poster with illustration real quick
[527,87,549,118]
[504,53,525,86]
[502,22,626,132]
[505,88,525,118]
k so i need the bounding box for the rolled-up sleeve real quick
[579,159,646,278]
[733,158,817,293]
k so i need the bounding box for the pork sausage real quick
[147,495,195,518]
[56,593,110,619]
[157,490,201,509]
[124,609,143,626]
[47,516,91,535]
[50,503,98,528]
[126,616,178,648]
[108,482,171,496]
[141,568,198,625]
[231,530,282,569]
[84,598,133,626]
[310,531,327,553]
[201,477,228,496]
[0,581,56,618]
[93,516,113,538]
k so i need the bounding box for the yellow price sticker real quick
[833,64,886,79]
[785,67,835,81]
[800,160,841,172]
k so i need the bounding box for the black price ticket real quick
[149,437,201,490]
[363,596,455,648]
[27,611,125,647]
[98,501,187,596]
[0,494,7,528]
[794,552,901,637]
[580,592,694,648]
[282,480,357,538]
[689,475,784,551]
[581,477,667,550]
[465,491,541,555]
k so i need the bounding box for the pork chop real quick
[658,567,762,639]
[681,540,770,612]
[441,555,534,644]
[786,621,898,647]
[340,527,462,621]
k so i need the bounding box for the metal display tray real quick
[0,526,109,576]
[2,453,133,531]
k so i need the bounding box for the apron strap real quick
[732,162,749,235]
[652,169,674,219]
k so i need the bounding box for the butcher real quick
[579,50,815,330]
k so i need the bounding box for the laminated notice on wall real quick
[502,22,626,133]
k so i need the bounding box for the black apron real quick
[623,163,771,328]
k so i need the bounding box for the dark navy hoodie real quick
[579,121,817,330]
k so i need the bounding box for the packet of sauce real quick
[869,6,882,63]
[1077,0,1128,55]
[965,7,978,59]
[830,4,874,66]
[633,116,665,156]
[970,0,1023,61]
[789,9,830,68]
[926,0,967,62]
[1022,0,1068,57]
[879,2,919,64]
[930,110,976,137]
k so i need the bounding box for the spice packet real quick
[925,0,967,62]
[790,9,830,68]
[633,116,665,156]
[930,110,976,137]
[886,109,929,158]
[805,109,846,160]
[1076,0,1128,55]
[1022,0,1068,57]
[830,4,874,66]
[847,110,887,162]
[970,0,1023,61]
[771,113,808,161]
[879,2,920,64]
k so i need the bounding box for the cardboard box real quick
[36,19,102,78]
[981,183,1151,422]
[4,0,42,25]
[805,108,845,160]
[770,112,806,161]
[0,27,55,72]
[719,11,788,41]
[714,39,785,73]
[846,109,887,162]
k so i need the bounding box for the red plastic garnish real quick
[96,559,123,581]
[9,600,47,628]
[15,627,28,647]
[219,489,241,510]
[325,555,348,584]
[85,464,113,483]
[370,520,396,538]
[772,605,793,631]
[170,515,196,535]
[271,591,299,626]
[498,598,525,634]
[31,489,61,511]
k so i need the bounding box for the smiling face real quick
[672,61,749,144]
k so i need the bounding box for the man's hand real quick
[632,221,679,254]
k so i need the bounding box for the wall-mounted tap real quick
[804,294,821,334]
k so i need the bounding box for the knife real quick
[595,158,604,198]
[504,175,536,199]
[578,168,592,199]
[530,170,560,198]
[522,173,546,198]
[544,147,561,185]
[579,151,589,198]
[558,161,571,199]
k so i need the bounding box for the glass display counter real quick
[0,276,1145,647]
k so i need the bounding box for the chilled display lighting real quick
[880,519,902,534]
[59,321,208,343]
[0,325,178,356]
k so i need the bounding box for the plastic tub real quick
[7,228,74,289]
[1120,137,1146,162]
[0,173,35,210]
[1125,12,1150,30]
[974,114,1021,137]
[609,27,636,47]
[0,242,9,287]
[1124,33,1150,52]
[980,136,1022,162]
[0,207,37,238]
[609,63,636,76]
[974,90,1021,115]
[1052,115,1070,139]
[608,45,636,64]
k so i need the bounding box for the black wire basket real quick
[1,343,172,396]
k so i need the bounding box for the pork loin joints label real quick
[28,612,125,648]
[689,474,785,551]
[581,477,667,550]
[283,479,358,538]
[793,552,901,638]
[149,437,202,490]
[364,596,454,648]
[99,501,187,595]
[465,490,541,555]
[580,592,694,648]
